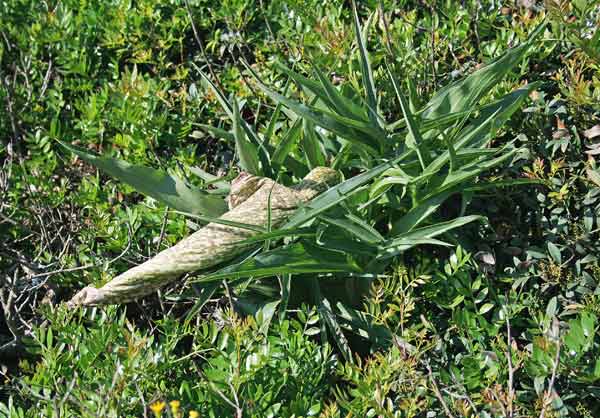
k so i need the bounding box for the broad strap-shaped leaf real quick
[421,24,544,120]
[302,119,327,169]
[272,117,303,165]
[391,188,458,235]
[229,227,316,247]
[263,79,291,147]
[378,215,485,259]
[377,238,453,260]
[194,65,272,176]
[425,147,517,197]
[192,124,234,142]
[352,0,380,130]
[188,166,230,192]
[311,63,367,121]
[455,83,541,149]
[391,148,517,234]
[317,230,379,257]
[283,152,412,228]
[192,241,360,282]
[174,211,267,233]
[414,84,538,186]
[388,82,537,133]
[319,214,384,244]
[184,282,221,325]
[250,72,381,155]
[392,215,484,242]
[233,98,261,175]
[59,141,227,217]
[417,110,503,183]
[316,291,353,362]
[370,166,413,198]
[387,62,426,170]
[274,61,336,109]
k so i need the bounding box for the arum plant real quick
[60,2,545,356]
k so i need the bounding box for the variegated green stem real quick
[68,167,341,307]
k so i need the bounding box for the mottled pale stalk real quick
[68,167,341,306]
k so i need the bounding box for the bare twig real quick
[222,279,235,312]
[28,223,133,280]
[378,0,395,57]
[539,320,561,418]
[135,382,148,418]
[183,0,223,90]
[39,58,53,100]
[506,310,515,418]
[258,0,275,41]
[448,370,479,415]
[426,362,456,418]
[489,387,508,417]
[472,1,481,52]
[206,380,238,411]
[155,207,169,252]
[441,389,479,415]
[426,0,438,87]
[1,71,21,145]
[0,270,26,357]
[228,382,243,418]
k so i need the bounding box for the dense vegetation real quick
[1,0,600,416]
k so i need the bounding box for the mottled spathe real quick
[68,167,341,306]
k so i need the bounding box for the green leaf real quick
[302,119,327,169]
[59,141,227,217]
[192,242,360,282]
[194,65,272,176]
[479,303,495,314]
[391,189,456,235]
[377,237,452,260]
[311,63,367,121]
[352,0,379,129]
[192,124,234,142]
[387,63,426,170]
[388,215,483,245]
[317,294,353,362]
[274,61,336,109]
[252,77,381,155]
[283,154,410,228]
[546,297,558,320]
[232,98,261,175]
[464,178,544,192]
[454,83,541,148]
[188,166,230,191]
[255,300,280,336]
[272,117,303,165]
[424,148,517,197]
[391,149,515,236]
[263,79,291,147]
[184,282,221,325]
[278,274,291,321]
[173,210,267,233]
[231,227,316,246]
[547,241,562,264]
[421,24,544,120]
[320,215,383,244]
[336,303,394,348]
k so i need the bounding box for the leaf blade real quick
[59,141,227,217]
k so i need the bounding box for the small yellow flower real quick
[150,401,166,417]
[169,400,181,416]
[189,411,200,418]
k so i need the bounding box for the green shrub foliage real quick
[1,0,600,417]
